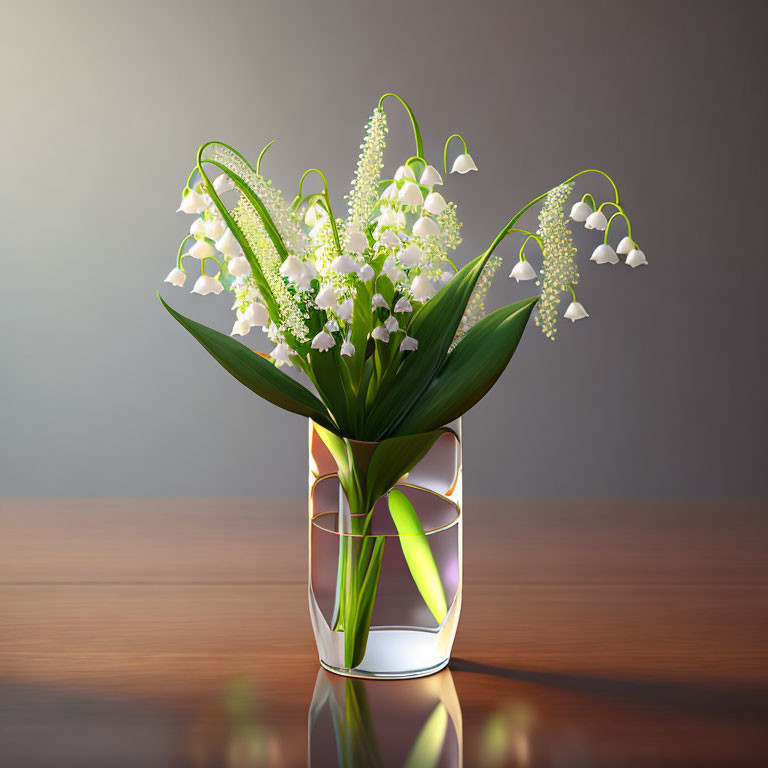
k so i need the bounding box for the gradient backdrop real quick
[0,0,765,497]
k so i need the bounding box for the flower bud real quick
[337,298,354,321]
[212,174,235,194]
[358,264,375,282]
[423,191,447,215]
[189,239,215,260]
[399,243,423,267]
[215,229,242,257]
[394,165,416,181]
[371,293,389,309]
[347,230,368,254]
[413,217,440,237]
[394,297,412,314]
[230,318,251,337]
[164,267,186,287]
[616,236,635,255]
[315,285,339,311]
[400,336,419,352]
[330,255,360,274]
[270,342,292,365]
[398,181,424,207]
[228,256,251,277]
[203,218,227,241]
[371,325,391,342]
[177,190,207,214]
[410,275,438,301]
[244,302,269,327]
[189,218,205,237]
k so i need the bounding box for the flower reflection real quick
[479,700,535,768]
[308,669,462,767]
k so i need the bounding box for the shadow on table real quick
[449,657,768,718]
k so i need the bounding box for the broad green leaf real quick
[396,297,538,435]
[362,252,491,440]
[347,281,373,386]
[365,429,447,510]
[403,703,449,768]
[310,347,354,435]
[159,294,332,426]
[388,489,447,624]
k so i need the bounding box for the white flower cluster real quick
[166,109,478,366]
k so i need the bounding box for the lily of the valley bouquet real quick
[160,93,646,674]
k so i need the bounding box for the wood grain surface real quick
[1,498,767,767]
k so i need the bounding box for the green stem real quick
[443,134,468,174]
[298,168,342,255]
[176,235,194,269]
[378,93,424,158]
[604,210,633,246]
[256,139,275,175]
[565,169,620,204]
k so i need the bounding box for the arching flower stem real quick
[256,139,276,175]
[199,255,222,278]
[580,193,597,210]
[518,233,545,262]
[604,210,633,245]
[176,235,194,270]
[298,168,342,255]
[443,134,469,175]
[565,169,620,204]
[378,93,424,159]
[568,284,578,301]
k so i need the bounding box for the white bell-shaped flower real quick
[564,301,589,322]
[270,342,292,365]
[347,230,368,254]
[215,229,242,257]
[164,267,186,287]
[308,218,327,240]
[585,210,608,230]
[371,293,389,309]
[394,296,412,314]
[325,319,340,333]
[279,255,306,282]
[203,218,227,241]
[189,218,205,237]
[439,270,453,287]
[394,165,416,181]
[295,270,314,291]
[423,191,447,215]
[413,216,441,237]
[399,243,424,267]
[358,264,375,282]
[304,203,325,227]
[616,236,635,255]
[451,153,478,174]
[625,249,648,268]
[177,190,208,214]
[419,165,443,187]
[398,181,424,207]
[381,181,399,201]
[230,318,251,337]
[244,302,269,327]
[379,230,401,248]
[340,339,355,357]
[509,259,537,282]
[228,256,251,277]
[377,207,397,227]
[387,267,406,284]
[337,298,354,321]
[212,174,235,194]
[371,325,391,343]
[590,244,619,264]
[330,255,359,274]
[569,201,592,222]
[400,336,419,352]
[189,239,215,260]
[311,330,335,352]
[191,275,224,295]
[410,274,438,301]
[315,284,339,311]
[384,315,399,333]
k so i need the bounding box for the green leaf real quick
[403,703,449,768]
[159,294,333,426]
[365,429,447,510]
[388,489,447,624]
[310,347,354,435]
[395,297,538,435]
[362,252,491,440]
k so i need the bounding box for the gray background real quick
[1,0,765,497]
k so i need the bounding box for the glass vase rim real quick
[309,418,461,448]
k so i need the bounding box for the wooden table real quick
[1,499,767,767]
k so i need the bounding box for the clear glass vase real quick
[308,420,462,679]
